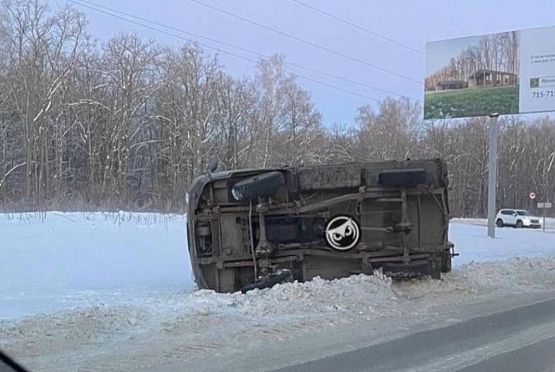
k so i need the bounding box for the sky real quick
[426,35,483,76]
[57,0,555,126]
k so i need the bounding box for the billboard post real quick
[487,114,499,239]
[425,25,555,237]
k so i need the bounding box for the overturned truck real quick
[187,159,455,293]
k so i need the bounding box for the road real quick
[276,295,555,372]
[154,291,555,372]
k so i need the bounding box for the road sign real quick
[529,192,536,199]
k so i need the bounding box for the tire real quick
[516,220,523,228]
[231,171,285,201]
[378,168,428,187]
[496,219,504,228]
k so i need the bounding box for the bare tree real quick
[0,0,552,215]
[1,0,85,202]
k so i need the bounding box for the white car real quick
[495,209,541,228]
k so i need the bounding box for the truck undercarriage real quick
[187,159,455,293]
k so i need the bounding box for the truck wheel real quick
[378,168,428,187]
[516,220,523,228]
[496,219,504,228]
[232,171,285,201]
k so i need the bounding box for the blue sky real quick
[426,35,483,76]
[60,0,555,126]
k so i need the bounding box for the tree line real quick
[0,0,553,216]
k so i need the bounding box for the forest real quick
[0,0,554,216]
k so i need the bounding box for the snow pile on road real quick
[0,304,150,357]
[231,257,555,318]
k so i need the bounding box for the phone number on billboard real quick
[531,90,555,98]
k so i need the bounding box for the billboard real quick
[424,26,555,119]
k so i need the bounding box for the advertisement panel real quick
[424,26,555,119]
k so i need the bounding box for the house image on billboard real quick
[468,69,517,88]
[430,69,517,91]
[435,80,468,90]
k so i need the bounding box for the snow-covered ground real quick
[452,216,555,230]
[0,212,193,319]
[450,221,555,265]
[1,213,554,371]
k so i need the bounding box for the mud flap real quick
[241,269,294,293]
[382,261,432,279]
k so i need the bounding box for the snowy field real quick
[450,219,555,265]
[0,212,193,319]
[1,212,555,371]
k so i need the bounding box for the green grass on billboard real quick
[424,85,519,119]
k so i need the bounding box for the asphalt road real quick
[276,296,555,372]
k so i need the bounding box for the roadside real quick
[3,258,555,371]
[271,292,555,372]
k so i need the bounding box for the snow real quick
[450,222,555,266]
[3,257,555,371]
[0,212,192,319]
[1,213,555,371]
[1,212,554,321]
[451,217,555,229]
